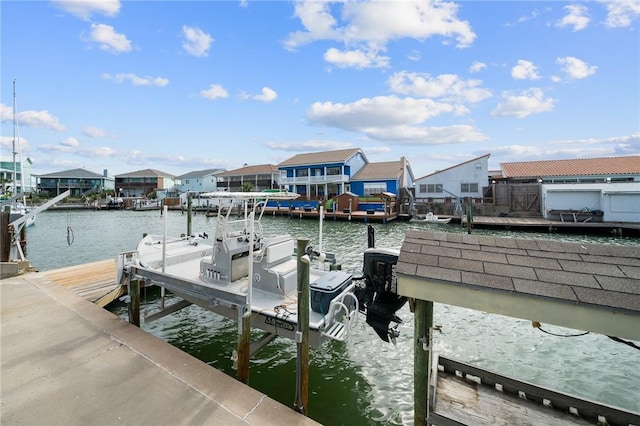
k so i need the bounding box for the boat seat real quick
[263,235,294,265]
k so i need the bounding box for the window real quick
[461,183,478,193]
[326,167,341,176]
[296,169,308,177]
[426,184,443,193]
[364,182,386,196]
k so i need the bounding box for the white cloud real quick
[491,88,555,118]
[61,137,79,148]
[182,26,213,57]
[388,71,492,104]
[200,84,229,100]
[556,4,590,31]
[511,60,541,80]
[83,126,115,138]
[1,103,65,132]
[324,48,389,69]
[599,0,640,28]
[102,73,169,86]
[557,56,597,79]
[306,95,487,144]
[51,0,120,21]
[265,140,354,152]
[470,61,487,73]
[253,87,278,103]
[90,23,132,53]
[285,1,476,69]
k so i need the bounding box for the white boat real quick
[132,199,161,211]
[117,191,407,346]
[415,212,451,224]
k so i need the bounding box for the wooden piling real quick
[1,211,9,262]
[187,193,192,236]
[294,238,310,415]
[128,278,140,327]
[414,299,433,425]
[237,314,251,384]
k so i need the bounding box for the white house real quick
[176,169,226,193]
[414,154,490,204]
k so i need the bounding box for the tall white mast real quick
[12,79,26,196]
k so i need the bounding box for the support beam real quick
[414,299,433,425]
[294,238,310,415]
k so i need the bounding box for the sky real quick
[1,0,639,180]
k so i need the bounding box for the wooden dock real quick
[41,258,125,307]
[457,215,640,236]
[264,206,401,223]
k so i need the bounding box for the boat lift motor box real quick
[310,271,352,314]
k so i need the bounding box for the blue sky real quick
[1,0,638,179]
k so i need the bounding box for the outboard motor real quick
[355,226,407,343]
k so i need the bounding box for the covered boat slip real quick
[396,230,640,424]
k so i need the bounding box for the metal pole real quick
[414,299,433,425]
[187,192,192,235]
[294,238,310,415]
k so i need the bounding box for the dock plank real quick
[42,259,122,304]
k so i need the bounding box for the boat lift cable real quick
[534,322,640,351]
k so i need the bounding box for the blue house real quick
[278,148,367,200]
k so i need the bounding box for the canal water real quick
[23,209,640,424]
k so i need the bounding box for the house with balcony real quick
[115,169,176,198]
[218,164,279,192]
[176,168,226,193]
[35,168,114,197]
[1,157,34,194]
[278,148,367,200]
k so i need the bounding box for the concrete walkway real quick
[1,272,318,426]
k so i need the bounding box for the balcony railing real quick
[280,174,349,185]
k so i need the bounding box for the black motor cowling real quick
[355,246,407,343]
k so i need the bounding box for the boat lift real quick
[7,190,71,261]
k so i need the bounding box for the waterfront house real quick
[35,168,114,197]
[218,164,279,192]
[175,168,226,193]
[278,148,368,199]
[114,169,175,198]
[414,154,490,206]
[0,157,34,194]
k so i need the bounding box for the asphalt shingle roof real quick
[277,148,364,167]
[397,230,640,314]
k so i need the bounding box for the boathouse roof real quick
[501,155,640,178]
[278,148,365,167]
[396,230,640,341]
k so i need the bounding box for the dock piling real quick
[294,238,310,415]
[414,299,433,425]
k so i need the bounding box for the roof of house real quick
[218,164,279,176]
[116,169,175,178]
[35,168,108,179]
[277,148,364,167]
[417,154,491,180]
[501,155,640,178]
[176,169,226,179]
[351,160,405,181]
[397,230,640,339]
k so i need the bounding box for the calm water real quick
[24,209,640,424]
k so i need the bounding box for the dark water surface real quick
[24,210,640,424]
